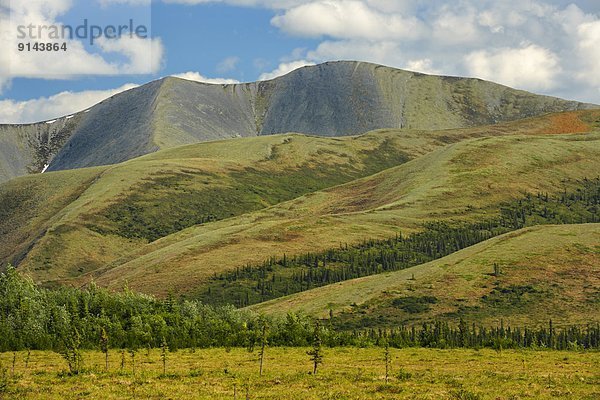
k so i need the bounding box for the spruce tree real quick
[258,320,268,377]
[307,321,324,375]
[160,337,169,375]
[384,342,391,384]
[100,328,109,371]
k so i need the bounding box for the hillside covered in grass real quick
[1,132,418,285]
[251,223,600,328]
[89,124,600,296]
[197,179,600,308]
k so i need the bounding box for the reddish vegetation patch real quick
[538,112,591,135]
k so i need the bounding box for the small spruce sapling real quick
[161,337,169,375]
[100,328,109,371]
[120,349,125,373]
[25,349,31,370]
[493,263,501,277]
[60,327,83,375]
[384,342,391,384]
[129,349,136,376]
[307,321,324,375]
[258,319,268,377]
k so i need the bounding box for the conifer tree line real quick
[0,267,599,353]
[200,178,600,307]
[354,320,600,351]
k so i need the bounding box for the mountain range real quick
[0,61,595,184]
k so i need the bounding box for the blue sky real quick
[3,2,315,100]
[1,0,599,123]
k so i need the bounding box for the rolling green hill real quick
[1,61,596,184]
[1,110,598,306]
[1,131,420,285]
[250,223,600,328]
[82,113,600,296]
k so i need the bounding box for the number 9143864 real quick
[18,42,68,51]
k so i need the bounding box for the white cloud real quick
[465,44,561,91]
[0,83,138,124]
[575,20,600,85]
[216,56,240,73]
[258,60,315,80]
[161,0,311,8]
[432,5,480,45]
[404,58,441,75]
[96,36,164,74]
[7,0,73,19]
[363,0,417,13]
[271,0,424,40]
[0,0,163,94]
[170,71,240,84]
[477,10,505,34]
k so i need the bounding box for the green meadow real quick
[2,348,599,399]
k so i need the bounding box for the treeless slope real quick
[250,224,600,327]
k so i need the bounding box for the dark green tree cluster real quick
[0,267,267,352]
[354,319,600,351]
[0,268,598,352]
[498,177,599,227]
[0,267,342,353]
[200,178,600,307]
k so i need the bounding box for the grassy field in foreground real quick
[1,348,598,399]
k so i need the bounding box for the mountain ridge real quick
[1,61,597,184]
